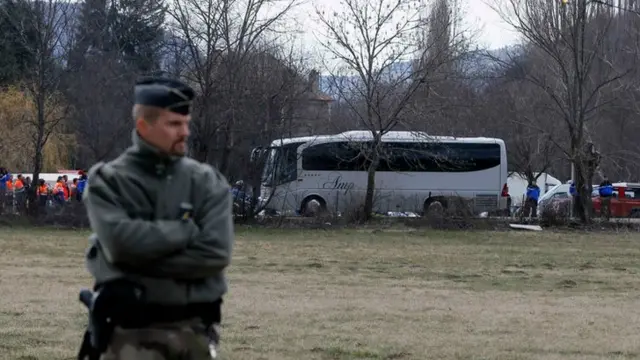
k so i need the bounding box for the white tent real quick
[507,172,562,207]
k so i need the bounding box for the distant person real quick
[4,174,14,211]
[524,181,540,218]
[568,181,577,215]
[231,180,246,200]
[0,168,8,212]
[76,171,87,201]
[62,175,70,201]
[14,175,26,213]
[0,168,9,193]
[5,173,13,191]
[37,179,49,208]
[599,176,613,219]
[53,176,65,205]
[14,174,25,192]
[70,178,78,199]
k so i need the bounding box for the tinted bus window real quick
[379,142,501,172]
[301,142,369,171]
[302,141,500,172]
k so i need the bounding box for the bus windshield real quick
[261,143,300,186]
[261,148,278,185]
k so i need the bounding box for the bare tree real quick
[2,0,75,214]
[507,126,557,184]
[314,0,463,219]
[591,7,640,181]
[167,0,299,172]
[166,0,226,163]
[492,0,635,222]
[232,44,315,219]
[485,57,560,183]
[406,0,473,133]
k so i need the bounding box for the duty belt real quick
[76,279,222,360]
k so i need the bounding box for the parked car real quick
[537,184,571,217]
[540,182,640,218]
[592,182,640,218]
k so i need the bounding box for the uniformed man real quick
[78,76,233,360]
[599,175,614,219]
[524,180,540,218]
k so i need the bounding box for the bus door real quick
[267,143,303,214]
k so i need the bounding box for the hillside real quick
[319,45,520,97]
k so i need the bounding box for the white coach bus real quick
[252,131,509,216]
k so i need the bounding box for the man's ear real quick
[136,117,148,134]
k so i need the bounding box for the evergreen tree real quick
[70,0,166,73]
[0,0,39,85]
[68,0,108,69]
[109,0,166,73]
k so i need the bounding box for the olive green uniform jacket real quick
[83,130,233,305]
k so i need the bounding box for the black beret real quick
[134,77,195,115]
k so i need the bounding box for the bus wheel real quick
[423,198,446,217]
[300,196,327,217]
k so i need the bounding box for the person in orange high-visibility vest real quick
[37,179,49,207]
[14,175,24,191]
[4,175,14,212]
[13,175,26,212]
[37,180,48,196]
[70,178,78,199]
[62,175,70,201]
[53,177,65,204]
[5,175,13,192]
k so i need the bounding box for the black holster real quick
[77,279,145,360]
[76,279,223,360]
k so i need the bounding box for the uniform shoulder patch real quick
[209,166,230,189]
[195,163,229,188]
[86,161,123,195]
[180,157,201,172]
[89,161,118,182]
[210,167,226,183]
[87,162,105,178]
[87,162,105,185]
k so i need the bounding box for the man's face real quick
[138,109,191,156]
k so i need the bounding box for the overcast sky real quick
[287,0,522,69]
[466,0,520,49]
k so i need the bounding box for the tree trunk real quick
[218,109,234,175]
[363,137,380,220]
[574,161,593,223]
[363,161,377,221]
[525,169,534,185]
[572,139,600,224]
[190,135,209,163]
[28,90,47,218]
[219,143,232,176]
[28,140,44,217]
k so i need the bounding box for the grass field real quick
[1,227,640,360]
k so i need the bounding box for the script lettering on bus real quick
[322,175,355,194]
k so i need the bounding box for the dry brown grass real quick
[1,227,640,360]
